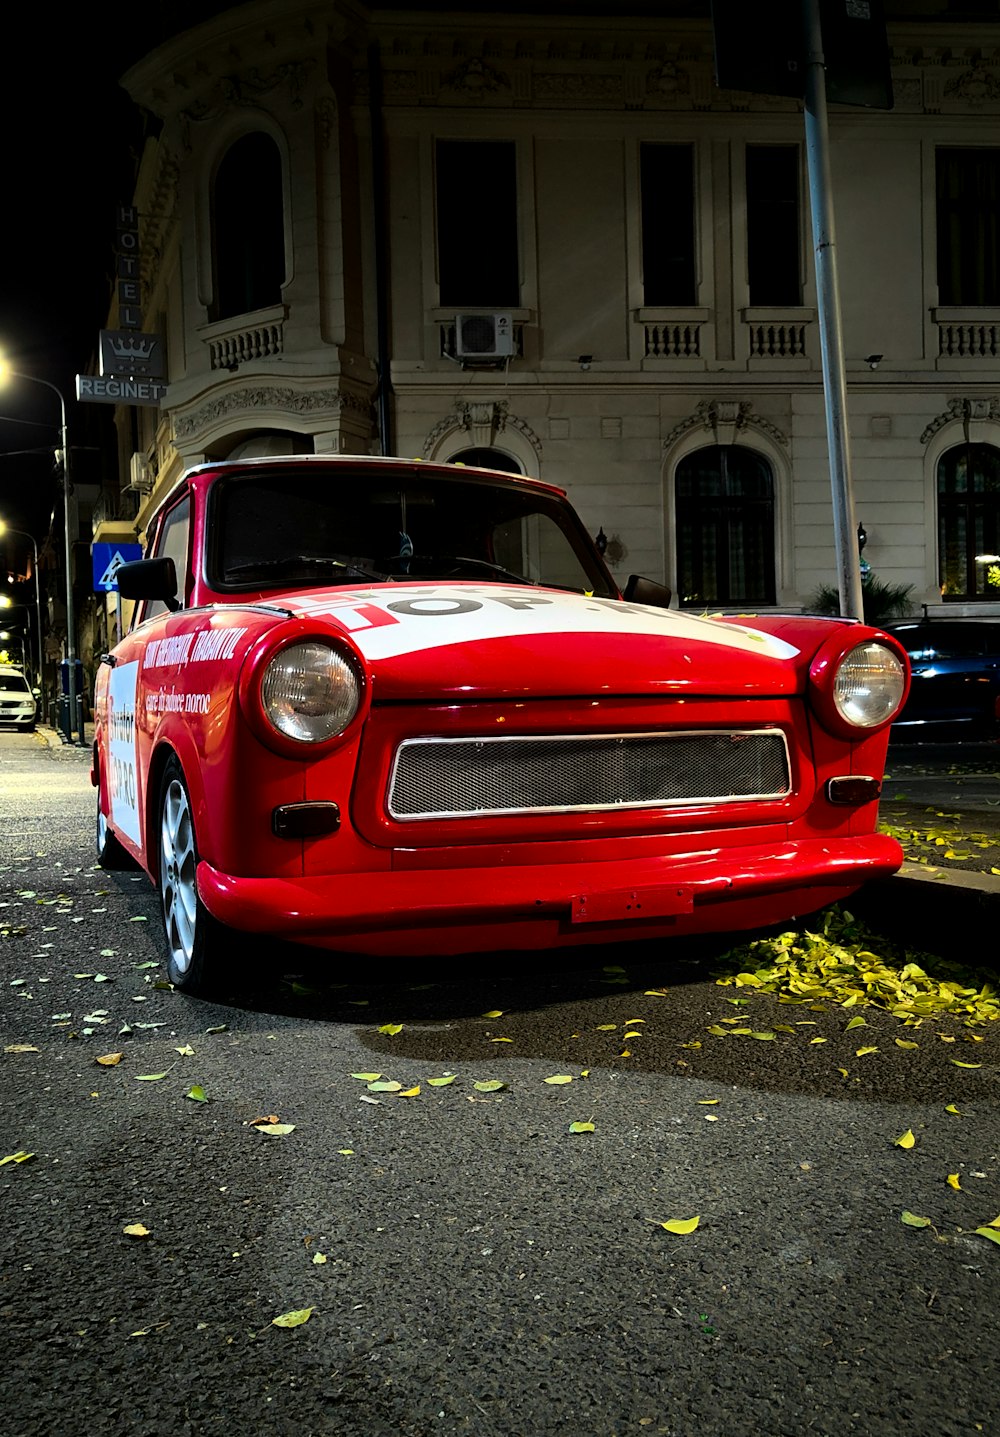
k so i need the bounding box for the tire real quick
[158,757,229,993]
[95,767,136,870]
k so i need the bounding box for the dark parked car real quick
[882,618,1000,741]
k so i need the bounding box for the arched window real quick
[675,445,776,607]
[213,133,285,321]
[938,442,1000,601]
[449,447,522,474]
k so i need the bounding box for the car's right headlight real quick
[240,628,369,755]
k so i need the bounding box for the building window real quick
[640,144,697,306]
[436,141,519,307]
[213,133,285,321]
[936,149,1000,306]
[675,446,776,607]
[746,145,801,306]
[938,442,1000,600]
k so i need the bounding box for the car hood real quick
[286,584,811,701]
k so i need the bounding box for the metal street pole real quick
[0,525,45,715]
[801,0,865,622]
[1,371,81,742]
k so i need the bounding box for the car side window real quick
[144,497,191,622]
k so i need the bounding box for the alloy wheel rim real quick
[160,779,198,976]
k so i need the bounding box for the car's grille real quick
[387,729,791,820]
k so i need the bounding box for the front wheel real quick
[158,757,228,993]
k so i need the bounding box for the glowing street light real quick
[0,357,81,743]
[0,520,44,713]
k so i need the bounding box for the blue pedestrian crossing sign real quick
[92,542,144,593]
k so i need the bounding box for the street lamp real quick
[0,520,44,715]
[0,359,81,744]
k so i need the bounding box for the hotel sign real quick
[78,205,167,406]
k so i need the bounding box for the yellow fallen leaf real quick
[945,1105,965,1116]
[568,1121,595,1134]
[337,1149,354,1156]
[809,1037,827,1045]
[0,1151,34,1166]
[473,1080,505,1093]
[975,1227,1000,1247]
[900,1211,931,1228]
[697,1099,720,1105]
[174,1045,195,1057]
[185,1086,208,1103]
[544,1075,574,1085]
[895,1130,916,1149]
[623,1031,642,1040]
[122,1223,151,1238]
[855,1046,879,1057]
[96,1053,124,1066]
[845,1016,867,1031]
[895,1039,919,1050]
[367,1080,402,1092]
[312,1253,328,1265]
[596,1024,617,1032]
[984,1215,1000,1229]
[255,1123,296,1136]
[947,1173,962,1191]
[427,1075,456,1087]
[658,1216,700,1235]
[481,1010,503,1019]
[490,1037,514,1043]
[350,1073,381,1082]
[950,1060,982,1069]
[271,1307,314,1328]
[4,1044,40,1053]
[377,1024,403,1037]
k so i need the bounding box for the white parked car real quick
[0,666,38,731]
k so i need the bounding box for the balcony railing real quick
[199,305,286,372]
[934,309,1000,360]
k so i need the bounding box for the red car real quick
[93,456,909,993]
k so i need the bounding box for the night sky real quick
[0,14,147,550]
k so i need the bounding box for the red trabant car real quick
[93,456,909,993]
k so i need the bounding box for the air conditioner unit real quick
[454,312,515,360]
[128,451,152,493]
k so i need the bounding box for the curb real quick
[849,862,1000,956]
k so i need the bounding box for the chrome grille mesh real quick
[388,730,791,820]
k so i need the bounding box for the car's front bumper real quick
[197,832,903,957]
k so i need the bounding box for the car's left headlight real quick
[810,633,909,738]
[832,640,906,728]
[261,640,362,743]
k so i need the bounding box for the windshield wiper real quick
[404,554,535,585]
[225,555,390,584]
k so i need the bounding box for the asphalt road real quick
[1,731,998,1437]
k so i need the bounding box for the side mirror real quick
[115,557,181,611]
[623,574,672,608]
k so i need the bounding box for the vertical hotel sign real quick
[76,205,168,406]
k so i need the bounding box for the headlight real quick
[261,641,361,743]
[832,640,906,728]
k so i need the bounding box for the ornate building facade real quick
[94,0,1000,622]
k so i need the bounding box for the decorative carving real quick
[441,57,510,97]
[645,61,690,99]
[944,66,1000,105]
[920,396,1000,444]
[662,399,789,451]
[423,400,541,460]
[173,385,372,441]
[457,399,509,447]
[179,59,314,144]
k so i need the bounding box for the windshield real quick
[210,468,616,598]
[0,674,29,693]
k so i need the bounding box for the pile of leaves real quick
[713,906,999,1026]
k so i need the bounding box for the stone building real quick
[93,0,1000,629]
